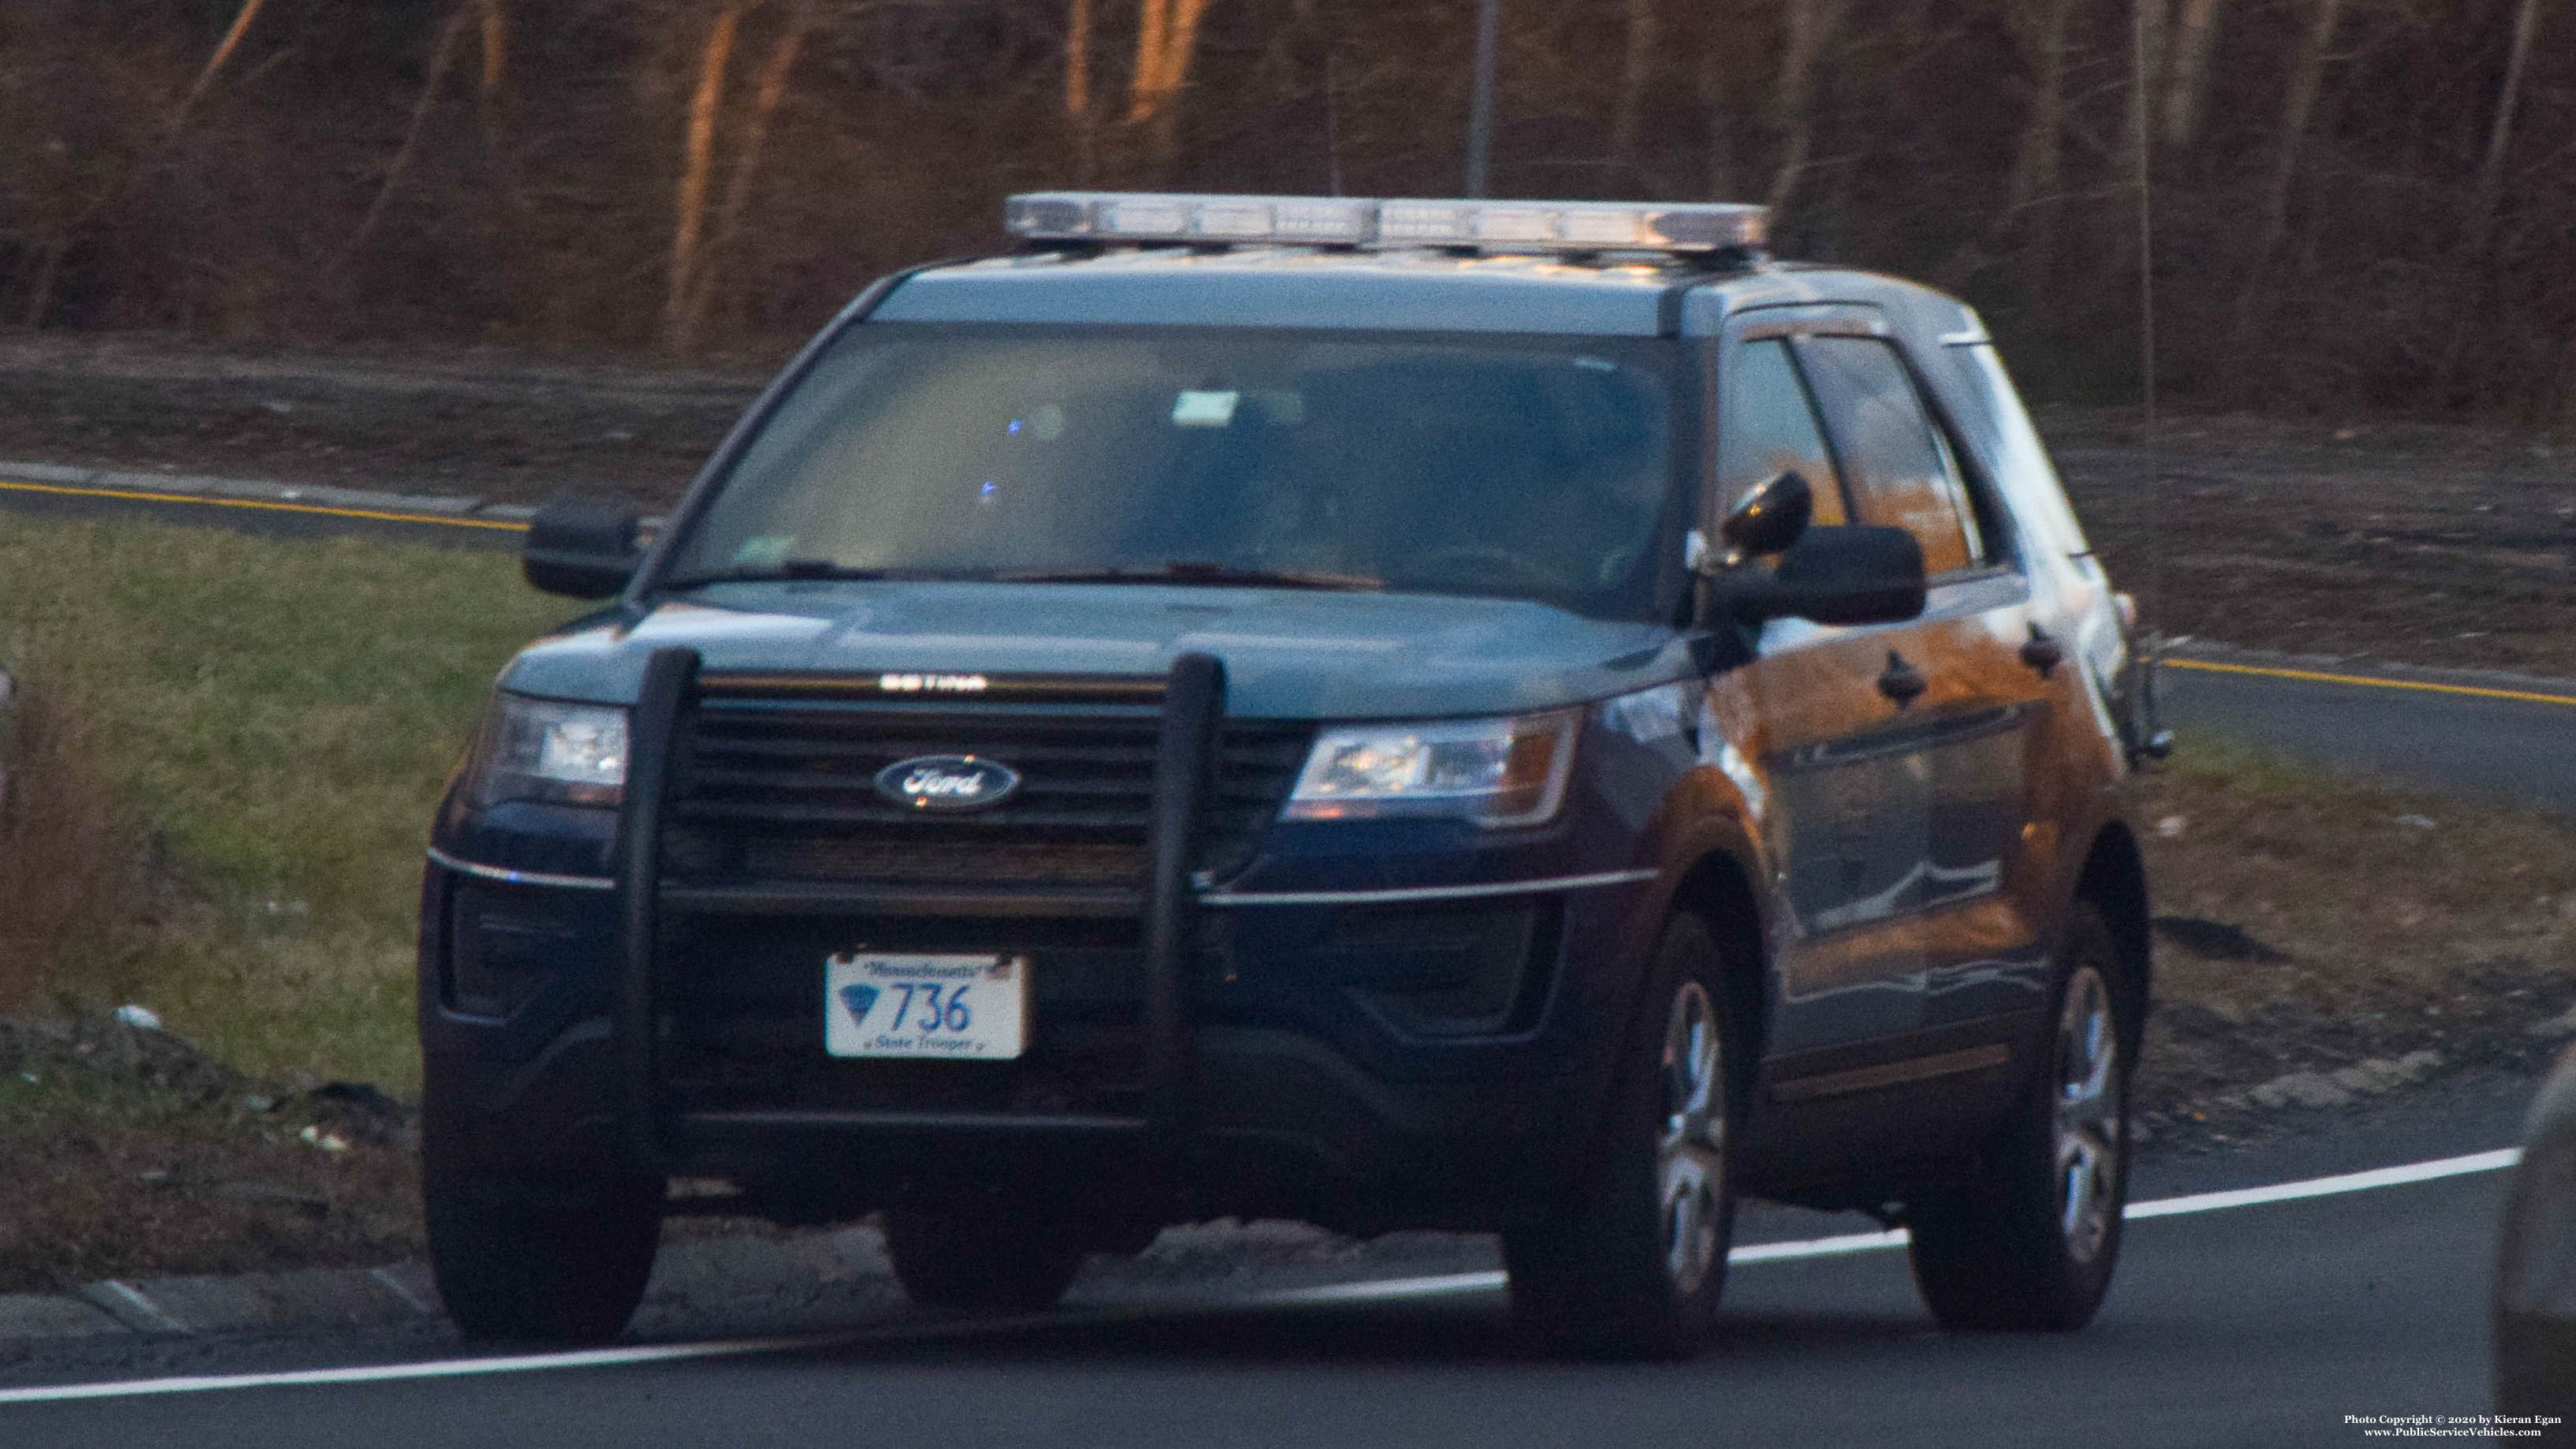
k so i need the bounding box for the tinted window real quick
[1798,337,1978,575]
[1718,338,1847,526]
[664,324,1681,620]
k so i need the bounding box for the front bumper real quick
[420,651,1680,1228]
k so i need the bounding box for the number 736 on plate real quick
[824,952,1030,1059]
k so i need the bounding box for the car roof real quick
[870,246,1983,344]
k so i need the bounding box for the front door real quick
[1790,330,2054,1093]
[1701,312,1939,1070]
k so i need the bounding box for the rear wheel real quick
[424,1149,662,1346]
[1908,902,2132,1331]
[1505,913,1738,1360]
[885,1200,1088,1313]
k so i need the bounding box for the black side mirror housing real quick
[524,499,643,599]
[1710,524,1928,627]
[1719,470,1814,558]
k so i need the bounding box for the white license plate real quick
[824,952,1028,1059]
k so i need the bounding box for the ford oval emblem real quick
[874,755,1021,812]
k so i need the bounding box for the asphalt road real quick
[0,1071,2534,1448]
[0,478,2563,1447]
[0,476,527,551]
[2163,655,2576,816]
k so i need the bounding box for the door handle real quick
[1876,649,1927,708]
[2021,624,2063,678]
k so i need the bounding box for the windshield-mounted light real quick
[1282,710,1580,828]
[468,694,629,808]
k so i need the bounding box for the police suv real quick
[421,192,2157,1358]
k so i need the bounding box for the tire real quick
[1505,913,1738,1360]
[423,1149,663,1346]
[884,1200,1088,1313]
[1908,900,2133,1332]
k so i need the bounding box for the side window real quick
[1795,336,1981,576]
[1717,338,1847,525]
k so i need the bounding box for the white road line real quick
[2124,1146,2522,1219]
[0,1146,2523,1407]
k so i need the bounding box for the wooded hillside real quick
[3,0,2570,419]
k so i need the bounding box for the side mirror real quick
[524,499,643,599]
[1714,525,1927,626]
[1717,471,1814,560]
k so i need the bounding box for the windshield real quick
[660,323,1684,619]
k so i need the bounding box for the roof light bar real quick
[1003,192,1767,255]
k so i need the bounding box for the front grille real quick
[648,672,1297,1120]
[660,681,1309,895]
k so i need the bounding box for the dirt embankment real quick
[2133,760,2576,1147]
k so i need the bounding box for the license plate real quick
[824,952,1028,1059]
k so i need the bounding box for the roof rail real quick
[1003,192,1767,256]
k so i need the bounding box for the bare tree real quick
[1066,0,1097,177]
[2465,0,2546,256]
[1124,0,1219,178]
[345,2,477,264]
[2160,0,2226,148]
[1765,0,1851,211]
[2119,0,2171,182]
[23,0,272,325]
[666,0,755,350]
[673,0,816,351]
[1611,0,1660,165]
[2255,0,2349,263]
[167,0,272,140]
[1999,0,2081,287]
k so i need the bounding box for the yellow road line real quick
[2167,656,2576,708]
[0,476,528,532]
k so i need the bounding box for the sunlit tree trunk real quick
[478,0,510,102]
[1124,0,1217,180]
[2160,0,2225,148]
[1611,0,1659,165]
[674,2,813,353]
[666,0,753,352]
[169,0,271,138]
[1066,0,1098,180]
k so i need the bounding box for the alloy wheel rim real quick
[2053,965,2122,1264]
[1659,980,1727,1294]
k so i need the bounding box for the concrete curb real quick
[0,458,663,532]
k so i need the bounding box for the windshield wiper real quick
[996,561,1384,592]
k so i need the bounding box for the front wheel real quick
[1505,913,1738,1360]
[424,1153,663,1346]
[1908,901,2134,1331]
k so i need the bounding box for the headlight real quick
[468,694,629,808]
[1282,710,1579,827]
